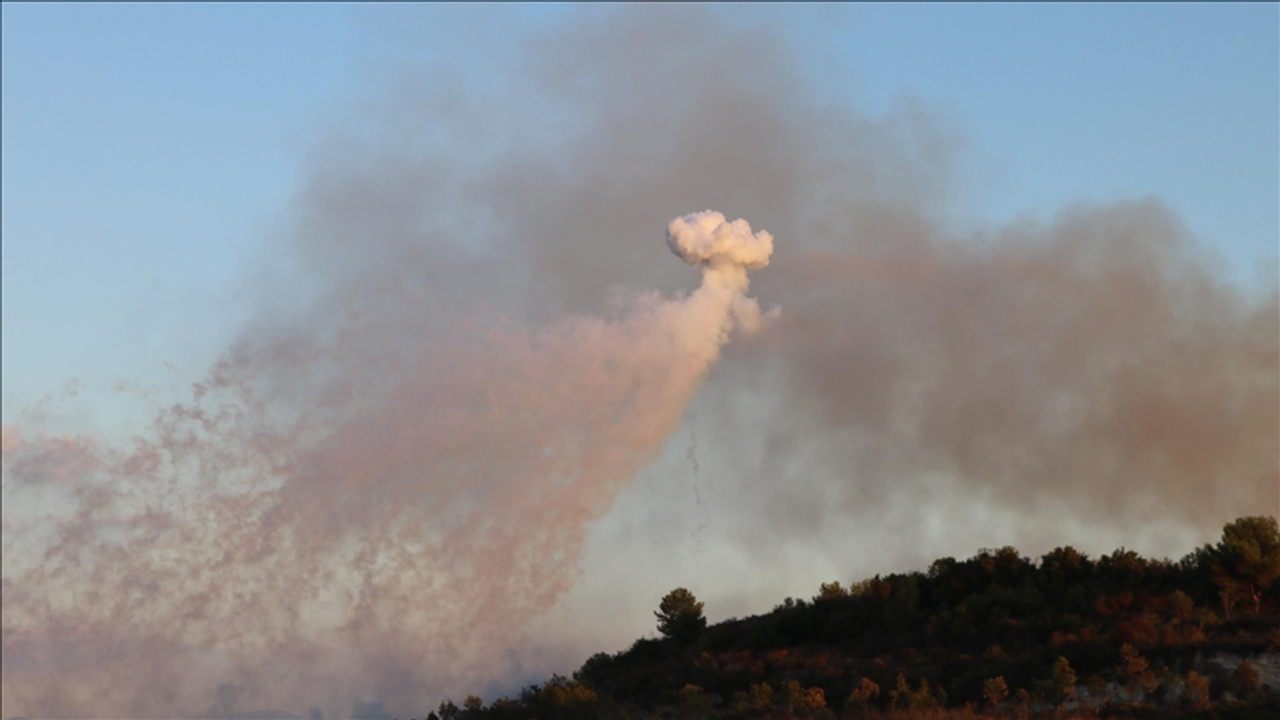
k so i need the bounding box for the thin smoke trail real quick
[685,411,710,556]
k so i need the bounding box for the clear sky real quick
[3,4,1276,421]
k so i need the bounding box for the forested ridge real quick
[426,516,1280,719]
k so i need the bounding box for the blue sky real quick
[3,3,1277,420]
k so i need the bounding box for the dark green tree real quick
[982,676,1008,709]
[1039,546,1093,610]
[1184,670,1211,709]
[1048,656,1077,705]
[1231,660,1261,700]
[656,587,707,644]
[845,677,880,714]
[889,674,913,712]
[815,580,849,600]
[1118,643,1158,696]
[436,700,460,720]
[529,675,599,719]
[1212,516,1280,616]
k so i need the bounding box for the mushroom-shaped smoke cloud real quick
[667,210,774,270]
[668,210,778,335]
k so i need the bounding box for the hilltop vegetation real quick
[427,516,1280,719]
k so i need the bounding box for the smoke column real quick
[0,212,773,717]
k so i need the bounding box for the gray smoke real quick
[2,5,1276,718]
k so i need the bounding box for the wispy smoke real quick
[728,202,1277,543]
[0,209,774,717]
[3,5,1276,718]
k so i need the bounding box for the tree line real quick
[421,516,1279,719]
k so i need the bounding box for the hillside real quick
[428,516,1280,719]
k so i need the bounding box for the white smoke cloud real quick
[667,211,778,336]
[667,210,774,270]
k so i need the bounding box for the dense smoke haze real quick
[3,6,1276,718]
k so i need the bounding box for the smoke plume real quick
[1,209,773,717]
[3,5,1276,717]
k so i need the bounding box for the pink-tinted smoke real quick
[0,213,774,718]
